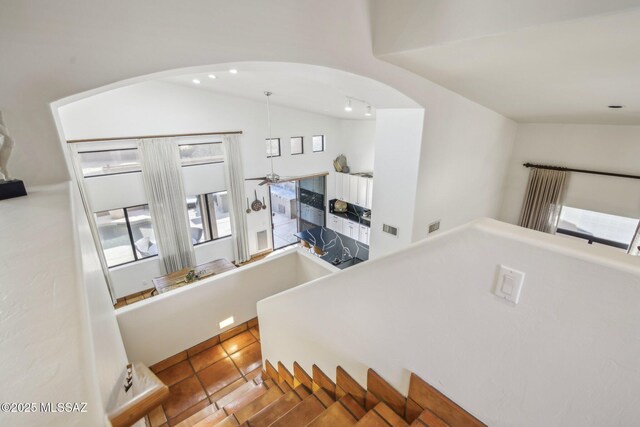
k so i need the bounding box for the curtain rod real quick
[66,131,243,143]
[523,162,640,180]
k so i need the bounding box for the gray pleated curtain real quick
[518,168,568,233]
[138,138,196,274]
[222,134,251,263]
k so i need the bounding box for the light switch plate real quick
[495,265,525,304]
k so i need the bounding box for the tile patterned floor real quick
[148,320,261,427]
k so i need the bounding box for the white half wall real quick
[116,249,334,365]
[0,184,124,427]
[258,218,640,427]
[500,123,640,224]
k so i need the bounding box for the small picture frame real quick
[290,136,304,155]
[266,138,281,157]
[312,135,325,152]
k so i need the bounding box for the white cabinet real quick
[327,213,344,234]
[359,224,370,245]
[357,178,368,207]
[343,219,359,239]
[365,177,373,209]
[342,174,350,202]
[335,173,343,200]
[349,175,359,204]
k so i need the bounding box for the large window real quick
[186,191,231,244]
[557,206,640,251]
[179,143,224,166]
[95,205,156,267]
[79,149,141,177]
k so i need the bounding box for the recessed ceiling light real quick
[365,106,372,116]
[345,98,352,112]
[608,105,623,109]
[192,78,201,84]
[208,74,216,79]
[229,68,238,74]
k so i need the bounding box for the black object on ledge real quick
[0,179,27,200]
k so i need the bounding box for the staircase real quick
[172,360,485,427]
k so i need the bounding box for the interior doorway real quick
[269,182,298,249]
[269,175,326,250]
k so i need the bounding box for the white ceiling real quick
[377,7,640,125]
[163,62,419,120]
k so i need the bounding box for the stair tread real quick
[176,403,224,427]
[411,409,450,427]
[211,415,240,427]
[339,394,366,420]
[215,380,263,409]
[268,393,326,427]
[190,408,228,427]
[305,400,357,427]
[232,383,284,424]
[245,389,303,427]
[313,389,335,408]
[221,382,269,418]
[373,402,410,427]
[355,411,389,427]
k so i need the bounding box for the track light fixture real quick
[345,98,353,112]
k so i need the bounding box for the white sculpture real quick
[0,112,15,182]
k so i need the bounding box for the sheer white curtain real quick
[222,134,250,263]
[138,138,195,274]
[519,168,569,233]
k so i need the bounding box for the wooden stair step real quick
[267,393,327,427]
[339,394,367,420]
[313,389,336,408]
[231,383,284,424]
[210,415,240,427]
[407,373,483,427]
[244,389,303,427]
[220,382,270,417]
[190,408,228,427]
[355,411,389,427]
[371,402,410,427]
[366,369,406,418]
[176,403,224,427]
[215,380,264,410]
[410,409,450,427]
[305,399,358,427]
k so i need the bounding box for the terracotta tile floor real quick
[149,321,261,427]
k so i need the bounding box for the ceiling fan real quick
[246,91,312,186]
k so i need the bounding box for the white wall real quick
[0,184,123,426]
[369,109,424,258]
[370,0,640,54]
[258,218,640,427]
[500,123,640,224]
[70,183,129,413]
[411,94,517,240]
[338,119,376,173]
[116,249,335,365]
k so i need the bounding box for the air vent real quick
[428,220,440,234]
[257,230,268,251]
[382,224,398,237]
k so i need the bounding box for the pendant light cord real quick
[265,91,274,179]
